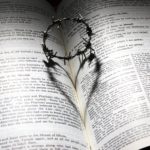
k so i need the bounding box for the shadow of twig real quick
[44,56,102,126]
[83,58,102,125]
[44,60,83,122]
[74,56,102,125]
[74,57,87,89]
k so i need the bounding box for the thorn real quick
[82,37,88,43]
[54,52,57,56]
[79,13,83,19]
[90,47,95,52]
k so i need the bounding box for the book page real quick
[0,0,87,149]
[58,0,150,149]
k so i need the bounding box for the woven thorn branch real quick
[42,15,96,66]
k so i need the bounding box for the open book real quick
[0,0,150,149]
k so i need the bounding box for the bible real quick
[0,0,150,150]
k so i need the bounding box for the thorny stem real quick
[42,16,95,65]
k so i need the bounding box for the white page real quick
[0,0,87,149]
[58,0,150,149]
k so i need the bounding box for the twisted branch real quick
[42,16,96,65]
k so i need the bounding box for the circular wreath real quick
[42,17,96,65]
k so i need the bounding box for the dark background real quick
[47,0,62,9]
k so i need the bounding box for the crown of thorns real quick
[42,16,96,65]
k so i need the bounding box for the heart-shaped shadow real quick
[42,17,102,126]
[43,54,102,126]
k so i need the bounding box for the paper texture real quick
[58,0,150,149]
[0,0,87,149]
